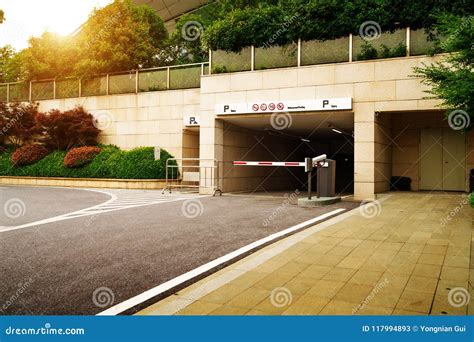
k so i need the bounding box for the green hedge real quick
[0,145,177,179]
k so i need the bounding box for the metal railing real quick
[0,62,210,103]
[210,27,435,73]
[162,158,222,196]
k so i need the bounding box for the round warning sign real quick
[260,103,267,111]
[277,102,285,110]
[269,103,276,111]
[252,104,259,111]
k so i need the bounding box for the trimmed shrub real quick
[0,145,177,179]
[64,146,101,168]
[11,144,49,166]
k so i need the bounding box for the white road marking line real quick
[150,195,394,315]
[0,189,204,233]
[98,208,347,316]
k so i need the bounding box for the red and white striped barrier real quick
[233,161,305,167]
[233,161,328,167]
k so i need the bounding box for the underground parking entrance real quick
[217,110,355,199]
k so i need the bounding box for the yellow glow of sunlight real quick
[0,0,112,50]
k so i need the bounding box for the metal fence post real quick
[53,79,56,99]
[106,74,110,95]
[406,27,411,56]
[209,49,212,75]
[166,67,170,89]
[78,79,82,97]
[28,81,32,102]
[6,83,9,103]
[297,38,302,67]
[251,45,255,71]
[135,70,139,94]
[349,33,353,62]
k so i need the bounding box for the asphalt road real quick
[0,186,357,315]
[0,186,110,226]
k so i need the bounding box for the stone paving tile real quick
[138,193,472,316]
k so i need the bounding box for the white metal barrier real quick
[233,154,328,199]
[163,158,222,196]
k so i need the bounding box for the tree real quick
[0,45,27,82]
[0,9,4,23]
[74,0,168,76]
[0,102,39,146]
[414,14,474,128]
[20,32,78,80]
[36,107,100,150]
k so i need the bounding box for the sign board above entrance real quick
[215,98,352,115]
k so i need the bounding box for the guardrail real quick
[0,62,209,103]
[162,158,222,196]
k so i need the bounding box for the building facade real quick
[29,52,473,200]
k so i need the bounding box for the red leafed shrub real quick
[36,106,101,150]
[64,146,101,168]
[11,144,49,166]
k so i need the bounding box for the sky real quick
[0,0,112,51]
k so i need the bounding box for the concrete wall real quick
[33,54,474,199]
[200,55,443,199]
[220,122,302,192]
[391,111,472,192]
[37,89,201,160]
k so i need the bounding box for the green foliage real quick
[414,14,474,125]
[17,0,168,80]
[357,43,378,60]
[0,145,176,179]
[74,0,168,77]
[0,9,4,23]
[202,0,474,52]
[0,45,25,82]
[357,42,406,60]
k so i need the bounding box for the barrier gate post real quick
[305,158,313,200]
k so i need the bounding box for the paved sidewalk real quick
[138,193,473,316]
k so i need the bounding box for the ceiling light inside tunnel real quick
[331,128,343,134]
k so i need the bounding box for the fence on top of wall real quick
[0,27,437,103]
[210,28,436,73]
[0,62,210,103]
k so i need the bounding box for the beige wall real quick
[219,122,301,192]
[200,55,444,199]
[37,89,201,160]
[33,54,473,199]
[391,111,472,192]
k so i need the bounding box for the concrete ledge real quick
[298,196,341,207]
[0,176,167,190]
